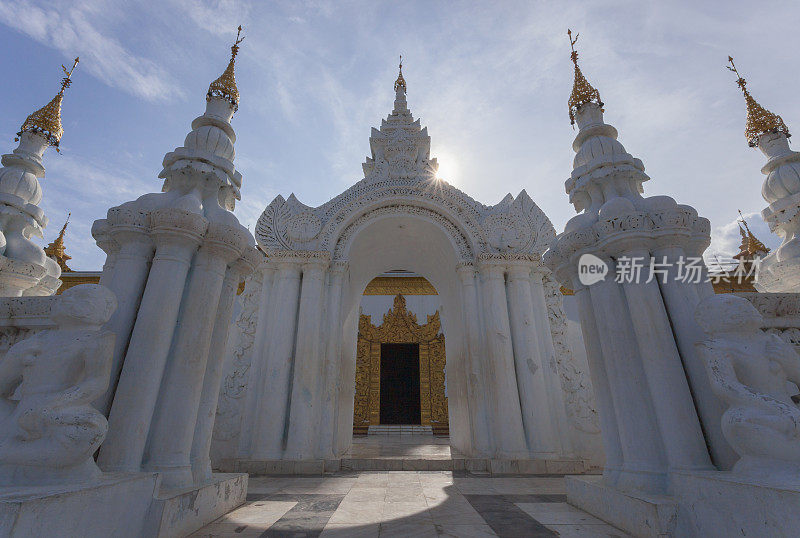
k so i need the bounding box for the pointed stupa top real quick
[727,56,790,147]
[43,212,72,272]
[207,26,244,112]
[394,56,407,93]
[567,30,603,126]
[17,57,79,149]
[735,210,769,260]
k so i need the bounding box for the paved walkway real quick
[192,471,629,537]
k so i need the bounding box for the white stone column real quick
[588,263,667,492]
[191,249,259,483]
[144,222,248,488]
[320,261,346,458]
[457,263,491,456]
[249,259,302,459]
[236,264,276,457]
[529,271,571,454]
[654,243,737,470]
[619,248,712,473]
[506,263,559,455]
[285,257,328,459]
[573,283,623,485]
[478,261,528,458]
[98,209,206,473]
[93,207,153,416]
[90,219,119,286]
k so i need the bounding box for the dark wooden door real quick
[380,343,421,424]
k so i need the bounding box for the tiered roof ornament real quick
[727,56,790,147]
[394,56,407,94]
[735,209,769,260]
[207,26,244,112]
[16,57,79,151]
[44,213,72,272]
[567,30,603,126]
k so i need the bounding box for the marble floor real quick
[192,471,629,537]
[344,434,455,460]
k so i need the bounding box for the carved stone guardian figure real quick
[0,284,117,486]
[695,294,800,482]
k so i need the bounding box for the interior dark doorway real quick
[379,343,421,424]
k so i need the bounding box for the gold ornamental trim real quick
[727,56,790,147]
[362,276,438,296]
[394,55,407,93]
[18,57,79,149]
[207,26,244,111]
[567,29,602,126]
[353,294,448,430]
[44,213,72,272]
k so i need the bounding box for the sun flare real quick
[434,152,458,185]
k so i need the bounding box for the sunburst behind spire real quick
[207,26,244,112]
[727,56,790,147]
[17,57,79,150]
[567,29,603,126]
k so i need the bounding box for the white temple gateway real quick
[0,27,800,538]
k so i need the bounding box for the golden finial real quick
[394,55,407,93]
[735,209,770,259]
[567,29,603,126]
[207,25,244,111]
[727,56,790,147]
[17,57,79,151]
[44,212,72,272]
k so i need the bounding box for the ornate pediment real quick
[255,90,556,263]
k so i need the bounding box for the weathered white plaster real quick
[0,132,61,297]
[696,294,800,482]
[754,132,800,292]
[0,284,116,486]
[545,102,720,495]
[216,78,599,468]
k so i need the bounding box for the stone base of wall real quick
[0,472,158,537]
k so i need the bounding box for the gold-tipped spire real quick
[735,209,770,259]
[727,56,790,147]
[207,25,244,111]
[394,55,406,93]
[44,212,72,272]
[567,29,603,126]
[17,57,79,150]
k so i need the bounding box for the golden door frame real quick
[353,294,448,433]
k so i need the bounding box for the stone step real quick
[367,425,433,435]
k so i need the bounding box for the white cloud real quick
[707,211,782,261]
[0,0,183,101]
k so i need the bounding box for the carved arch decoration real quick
[354,294,448,433]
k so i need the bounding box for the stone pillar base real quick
[670,470,800,537]
[223,457,590,475]
[145,473,247,537]
[565,475,680,537]
[0,472,158,537]
[569,471,800,537]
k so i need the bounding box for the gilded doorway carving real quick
[353,294,448,434]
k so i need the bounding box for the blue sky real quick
[0,0,796,270]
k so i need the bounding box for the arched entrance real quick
[210,73,601,472]
[354,292,448,434]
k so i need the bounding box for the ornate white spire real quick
[159,26,246,215]
[360,59,438,181]
[727,58,800,292]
